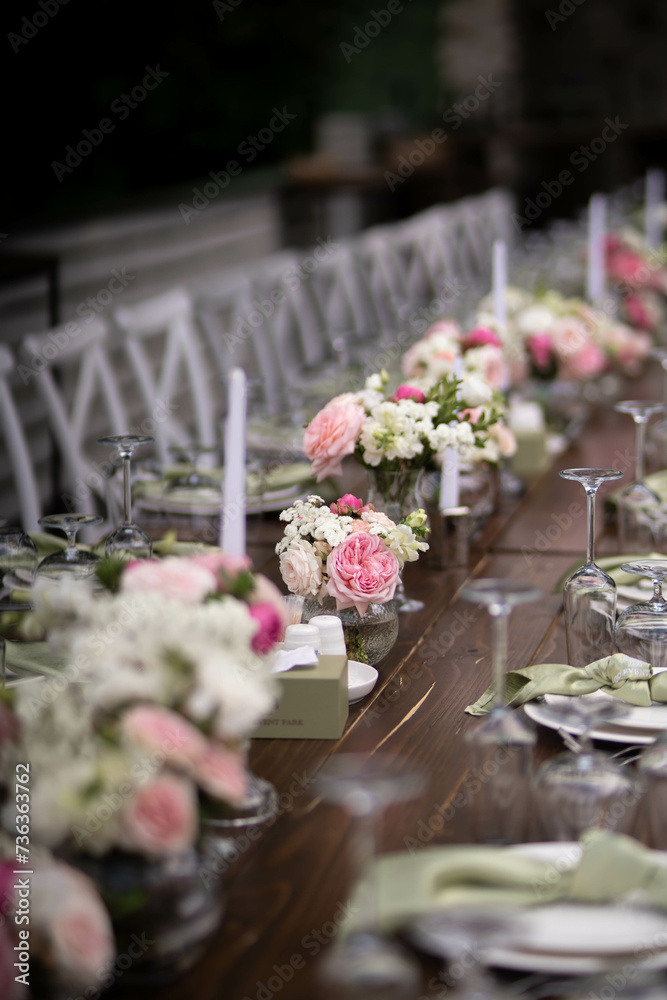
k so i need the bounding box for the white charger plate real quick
[414,843,667,975]
[524,699,658,745]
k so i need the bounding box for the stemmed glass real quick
[614,401,665,552]
[615,559,667,668]
[461,578,541,844]
[98,435,154,559]
[648,349,667,472]
[315,753,425,999]
[559,468,624,666]
[533,699,639,840]
[164,443,221,496]
[0,527,39,605]
[35,514,103,581]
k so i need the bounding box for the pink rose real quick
[122,557,217,604]
[249,602,284,653]
[326,532,400,616]
[195,743,247,805]
[118,773,197,857]
[279,541,322,598]
[249,574,289,635]
[119,705,207,771]
[624,291,656,331]
[31,862,115,989]
[190,552,252,590]
[607,248,650,288]
[459,407,483,424]
[425,319,462,340]
[527,333,554,370]
[303,400,367,481]
[562,341,607,380]
[330,494,365,515]
[489,420,517,458]
[390,385,426,403]
[463,326,501,349]
[347,520,372,533]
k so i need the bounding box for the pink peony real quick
[303,400,367,481]
[390,385,426,403]
[118,773,197,857]
[607,248,650,289]
[330,494,366,515]
[527,333,554,370]
[562,341,607,380]
[122,557,217,604]
[463,326,501,349]
[195,743,247,805]
[326,532,400,616]
[190,552,252,589]
[624,291,655,331]
[31,862,115,989]
[249,602,284,653]
[279,541,322,598]
[119,705,207,771]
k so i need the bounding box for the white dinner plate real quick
[348,660,378,704]
[136,482,306,517]
[524,700,658,744]
[414,843,667,975]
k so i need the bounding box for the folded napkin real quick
[345,832,667,935]
[465,653,667,715]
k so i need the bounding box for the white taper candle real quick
[645,169,665,249]
[492,239,507,331]
[220,367,247,555]
[586,194,606,307]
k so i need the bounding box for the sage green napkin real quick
[345,832,667,935]
[5,640,65,677]
[465,653,667,715]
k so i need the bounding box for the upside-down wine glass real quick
[532,699,639,841]
[98,435,154,559]
[164,443,221,495]
[35,514,103,581]
[461,578,541,844]
[615,559,667,668]
[647,349,667,471]
[559,468,624,666]
[614,401,665,553]
[315,753,426,1000]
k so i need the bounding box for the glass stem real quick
[490,608,509,710]
[121,451,132,525]
[353,807,378,931]
[635,419,648,486]
[64,528,78,558]
[585,487,597,566]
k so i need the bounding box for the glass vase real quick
[301,595,398,665]
[75,848,224,986]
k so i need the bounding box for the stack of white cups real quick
[307,615,347,657]
[282,624,321,654]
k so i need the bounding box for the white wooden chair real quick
[114,288,217,463]
[21,318,127,529]
[0,345,42,531]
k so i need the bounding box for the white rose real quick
[517,304,557,335]
[458,376,493,408]
[279,540,323,597]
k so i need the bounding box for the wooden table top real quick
[125,365,664,1000]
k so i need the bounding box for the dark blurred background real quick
[2,0,666,243]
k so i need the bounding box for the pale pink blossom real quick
[425,319,462,340]
[550,317,591,359]
[562,341,607,380]
[119,705,207,771]
[303,400,367,481]
[479,347,508,390]
[488,420,517,458]
[459,407,483,424]
[624,291,657,331]
[279,541,322,597]
[361,509,396,531]
[31,861,115,989]
[195,743,247,805]
[122,557,217,604]
[347,520,373,533]
[326,532,400,616]
[118,773,197,857]
[190,552,252,588]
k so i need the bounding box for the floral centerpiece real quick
[401,318,516,393]
[604,230,667,335]
[0,552,286,988]
[277,494,428,661]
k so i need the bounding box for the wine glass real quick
[0,526,39,606]
[615,559,667,667]
[533,699,639,840]
[35,514,103,581]
[164,443,221,495]
[559,468,624,666]
[647,349,667,471]
[315,753,425,999]
[98,435,154,559]
[614,401,665,553]
[461,578,541,844]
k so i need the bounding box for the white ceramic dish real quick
[524,700,657,745]
[348,660,378,704]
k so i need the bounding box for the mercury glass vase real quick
[301,595,398,665]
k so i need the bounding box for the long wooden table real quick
[128,365,663,1000]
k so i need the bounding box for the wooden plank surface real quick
[122,365,665,1000]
